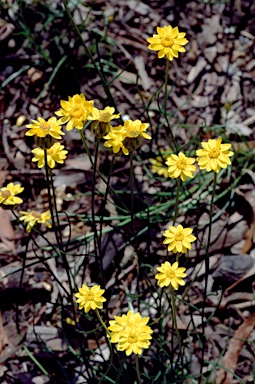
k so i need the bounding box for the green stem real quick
[173,177,181,226]
[95,308,111,337]
[62,0,117,110]
[44,150,61,249]
[163,59,177,151]
[135,355,142,384]
[79,129,94,167]
[91,138,104,286]
[130,152,140,309]
[200,171,217,381]
[164,59,170,116]
[49,168,63,251]
[170,286,183,369]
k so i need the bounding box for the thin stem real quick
[170,286,184,371]
[79,129,130,213]
[135,355,142,384]
[49,168,63,251]
[91,138,104,287]
[163,59,177,151]
[95,308,111,337]
[44,150,61,249]
[130,152,140,309]
[172,177,181,226]
[164,59,170,116]
[99,155,115,249]
[62,0,118,111]
[200,171,217,381]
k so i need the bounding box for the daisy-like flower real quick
[155,261,187,289]
[116,119,151,140]
[32,142,68,168]
[196,137,234,173]
[104,130,129,155]
[88,106,121,123]
[75,284,106,313]
[147,25,188,61]
[163,224,196,253]
[0,182,24,206]
[108,310,153,356]
[26,117,64,139]
[55,94,94,131]
[19,210,51,233]
[149,156,169,178]
[88,107,121,138]
[166,152,196,181]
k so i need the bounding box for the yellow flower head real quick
[75,284,106,313]
[196,137,234,173]
[55,94,94,131]
[32,142,68,168]
[163,224,196,253]
[149,156,169,178]
[26,117,64,139]
[108,310,153,356]
[19,210,51,233]
[116,119,151,140]
[147,25,188,61]
[104,130,129,155]
[88,107,121,123]
[155,261,187,289]
[166,152,196,181]
[0,183,24,206]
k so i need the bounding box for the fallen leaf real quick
[0,209,15,251]
[216,312,255,384]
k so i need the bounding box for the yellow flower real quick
[0,183,24,206]
[166,152,196,181]
[55,94,94,131]
[87,107,120,123]
[19,210,51,233]
[149,156,169,178]
[32,142,68,168]
[196,137,234,173]
[108,310,153,356]
[155,261,187,289]
[116,119,151,140]
[147,25,188,61]
[26,117,64,139]
[104,130,129,155]
[75,284,106,313]
[163,224,196,253]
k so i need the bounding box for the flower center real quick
[31,211,42,219]
[39,122,51,131]
[175,232,185,242]
[70,107,85,119]
[176,159,187,170]
[165,268,176,279]
[1,190,11,198]
[208,149,220,158]
[127,332,138,344]
[161,35,174,47]
[84,292,94,301]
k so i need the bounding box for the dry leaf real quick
[0,209,15,251]
[216,312,255,384]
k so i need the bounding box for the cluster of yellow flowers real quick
[75,285,153,356]
[0,23,236,362]
[150,139,234,179]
